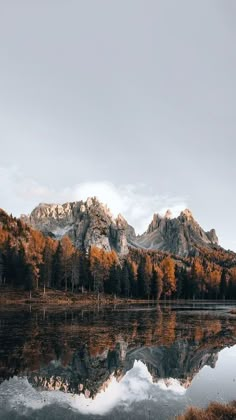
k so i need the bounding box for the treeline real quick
[1,210,236,299]
[87,248,236,300]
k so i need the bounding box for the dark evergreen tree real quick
[71,251,80,292]
[79,253,91,292]
[24,263,34,291]
[52,243,64,289]
[4,238,17,285]
[219,269,227,300]
[181,268,191,299]
[150,268,158,300]
[175,266,183,299]
[40,243,53,289]
[121,262,130,297]
[228,277,236,300]
[137,258,148,298]
[128,263,137,298]
[106,263,121,296]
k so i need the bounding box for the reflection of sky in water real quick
[1,345,236,419]
[186,345,236,405]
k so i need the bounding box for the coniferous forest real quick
[1,208,236,300]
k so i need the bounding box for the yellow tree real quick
[89,246,105,293]
[89,246,118,293]
[160,256,176,297]
[24,229,45,289]
[151,264,163,300]
[191,258,205,298]
[205,266,221,298]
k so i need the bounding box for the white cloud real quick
[74,181,187,233]
[0,166,187,234]
[0,361,187,416]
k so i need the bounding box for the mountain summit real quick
[22,199,219,257]
[134,209,218,257]
[21,198,130,255]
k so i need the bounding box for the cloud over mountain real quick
[0,165,187,234]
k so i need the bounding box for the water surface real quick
[0,302,236,419]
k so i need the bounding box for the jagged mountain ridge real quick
[21,198,219,257]
[135,208,219,257]
[21,198,130,255]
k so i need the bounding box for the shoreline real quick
[1,287,236,307]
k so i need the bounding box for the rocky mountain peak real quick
[22,198,129,255]
[115,213,127,227]
[179,208,194,220]
[135,208,219,257]
[164,209,173,219]
[85,196,113,218]
[22,198,219,258]
[206,228,218,245]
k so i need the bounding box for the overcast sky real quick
[0,0,236,250]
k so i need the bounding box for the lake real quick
[0,302,236,419]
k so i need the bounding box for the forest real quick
[1,209,236,300]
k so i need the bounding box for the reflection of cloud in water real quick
[0,361,186,417]
[1,347,236,418]
[157,379,186,395]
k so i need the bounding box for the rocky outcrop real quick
[135,209,219,257]
[21,198,129,255]
[22,200,219,257]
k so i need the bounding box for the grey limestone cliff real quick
[22,200,219,257]
[135,209,219,257]
[21,198,129,255]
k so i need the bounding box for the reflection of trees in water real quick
[0,305,236,395]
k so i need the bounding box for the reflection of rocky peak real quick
[21,198,129,255]
[125,341,219,388]
[135,209,219,257]
[29,339,222,397]
[29,342,127,397]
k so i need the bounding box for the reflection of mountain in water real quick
[0,305,235,398]
[126,341,219,386]
[29,339,220,397]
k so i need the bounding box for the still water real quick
[0,302,236,419]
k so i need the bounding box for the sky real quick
[0,0,236,250]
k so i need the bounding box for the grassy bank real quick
[0,287,150,306]
[1,287,236,308]
[177,401,236,419]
